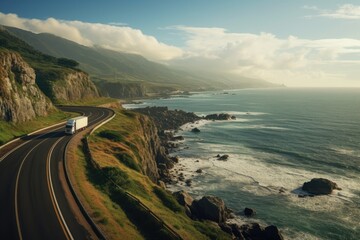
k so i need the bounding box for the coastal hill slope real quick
[4,26,278,98]
[0,27,99,123]
[0,27,99,106]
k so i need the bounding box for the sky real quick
[1,0,360,87]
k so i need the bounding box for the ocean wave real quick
[217,124,291,131]
[196,111,268,116]
[329,146,360,158]
[169,150,359,207]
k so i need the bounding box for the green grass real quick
[114,153,141,172]
[153,187,182,213]
[98,130,124,142]
[0,110,77,145]
[193,221,232,240]
[56,97,119,106]
[84,108,232,239]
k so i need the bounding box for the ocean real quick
[124,88,360,239]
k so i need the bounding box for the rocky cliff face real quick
[48,71,100,102]
[0,51,53,122]
[135,114,170,182]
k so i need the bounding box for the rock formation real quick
[244,207,256,217]
[302,178,341,195]
[190,195,228,223]
[0,51,53,122]
[205,113,236,120]
[51,71,100,102]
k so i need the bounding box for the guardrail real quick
[84,122,183,240]
[64,139,107,240]
[62,109,117,240]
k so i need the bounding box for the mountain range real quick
[3,26,277,98]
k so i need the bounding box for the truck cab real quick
[65,119,76,134]
[64,116,88,135]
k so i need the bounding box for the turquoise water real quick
[125,88,360,239]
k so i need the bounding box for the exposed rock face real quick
[173,190,194,207]
[51,71,100,102]
[302,178,340,195]
[133,106,201,131]
[217,154,229,161]
[191,195,228,223]
[264,225,284,240]
[136,114,174,182]
[230,223,284,240]
[205,113,236,120]
[244,207,256,217]
[0,51,53,122]
[191,127,201,133]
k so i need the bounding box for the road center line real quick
[47,136,74,240]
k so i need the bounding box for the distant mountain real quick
[4,26,278,98]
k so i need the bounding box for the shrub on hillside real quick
[57,57,79,68]
[98,130,123,142]
[115,153,141,172]
[153,187,182,213]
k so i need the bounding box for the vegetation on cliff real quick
[0,27,99,104]
[71,106,231,239]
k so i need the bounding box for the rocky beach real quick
[132,106,285,239]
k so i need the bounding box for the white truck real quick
[65,116,88,134]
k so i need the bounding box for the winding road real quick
[0,106,113,240]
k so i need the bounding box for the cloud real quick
[0,12,359,87]
[170,26,360,87]
[305,4,360,20]
[0,12,183,61]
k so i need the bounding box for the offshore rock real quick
[244,207,256,217]
[205,113,235,120]
[191,127,201,133]
[302,178,340,195]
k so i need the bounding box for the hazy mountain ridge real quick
[3,26,278,98]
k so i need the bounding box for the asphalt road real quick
[0,106,114,240]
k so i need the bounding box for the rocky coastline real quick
[132,106,284,239]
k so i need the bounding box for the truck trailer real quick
[65,116,88,135]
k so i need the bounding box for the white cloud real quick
[170,26,360,87]
[0,12,183,61]
[1,12,359,87]
[320,4,360,19]
[305,4,360,20]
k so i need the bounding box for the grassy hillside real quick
[0,27,78,99]
[69,107,231,239]
[0,110,76,145]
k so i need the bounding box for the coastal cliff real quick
[0,27,100,105]
[51,71,100,102]
[0,51,53,122]
[83,108,231,239]
[93,110,172,183]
